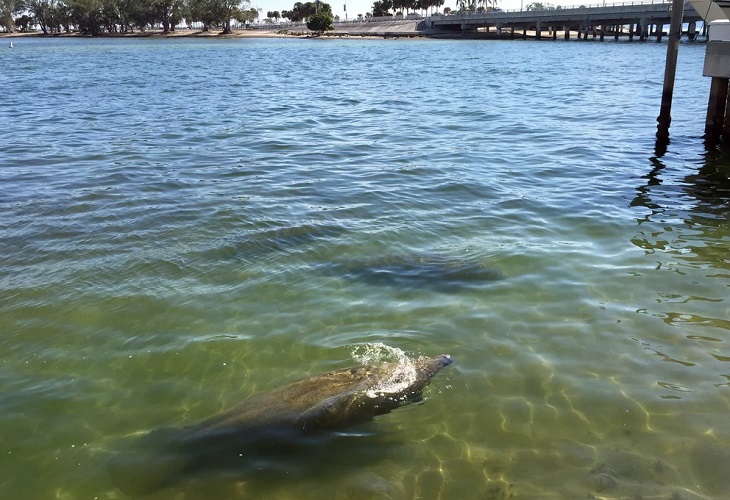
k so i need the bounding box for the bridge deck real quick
[426,2,703,32]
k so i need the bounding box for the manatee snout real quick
[413,354,453,384]
[434,354,453,366]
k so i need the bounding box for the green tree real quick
[117,0,155,32]
[69,0,107,34]
[285,1,330,22]
[217,0,250,33]
[188,0,217,30]
[0,0,25,32]
[28,0,55,34]
[370,0,391,17]
[188,0,249,32]
[416,0,444,15]
[15,13,33,30]
[237,6,259,23]
[149,0,185,32]
[306,9,331,33]
[392,0,407,15]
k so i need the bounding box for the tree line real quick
[369,0,502,17]
[0,0,258,35]
[1,0,507,36]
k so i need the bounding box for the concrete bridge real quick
[424,1,705,41]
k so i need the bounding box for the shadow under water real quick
[329,253,505,292]
[192,222,348,263]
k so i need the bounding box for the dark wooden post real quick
[705,77,729,141]
[656,0,685,142]
[722,84,730,142]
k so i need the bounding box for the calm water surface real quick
[1,36,729,499]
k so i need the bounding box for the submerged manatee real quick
[108,354,453,495]
[336,253,503,291]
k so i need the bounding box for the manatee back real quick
[185,364,381,434]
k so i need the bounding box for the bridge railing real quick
[424,1,698,22]
[237,0,695,30]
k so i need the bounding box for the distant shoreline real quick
[0,28,530,41]
[1,29,316,39]
[0,19,439,40]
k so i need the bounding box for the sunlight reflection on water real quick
[0,37,728,499]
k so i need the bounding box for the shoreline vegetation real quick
[0,24,544,40]
[1,27,318,38]
[0,21,427,39]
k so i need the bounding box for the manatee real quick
[335,253,503,291]
[210,223,346,262]
[108,354,453,495]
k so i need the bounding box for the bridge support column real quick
[564,26,569,40]
[629,23,634,41]
[552,25,557,40]
[615,24,620,41]
[511,26,515,39]
[600,22,605,42]
[656,23,663,42]
[523,27,527,39]
[536,21,542,40]
[688,21,696,41]
[496,22,502,35]
[639,19,648,41]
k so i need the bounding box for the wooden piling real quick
[722,84,730,142]
[705,77,729,140]
[656,0,685,141]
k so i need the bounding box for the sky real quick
[251,0,595,22]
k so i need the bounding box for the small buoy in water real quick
[9,41,13,48]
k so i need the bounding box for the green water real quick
[1,36,729,499]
